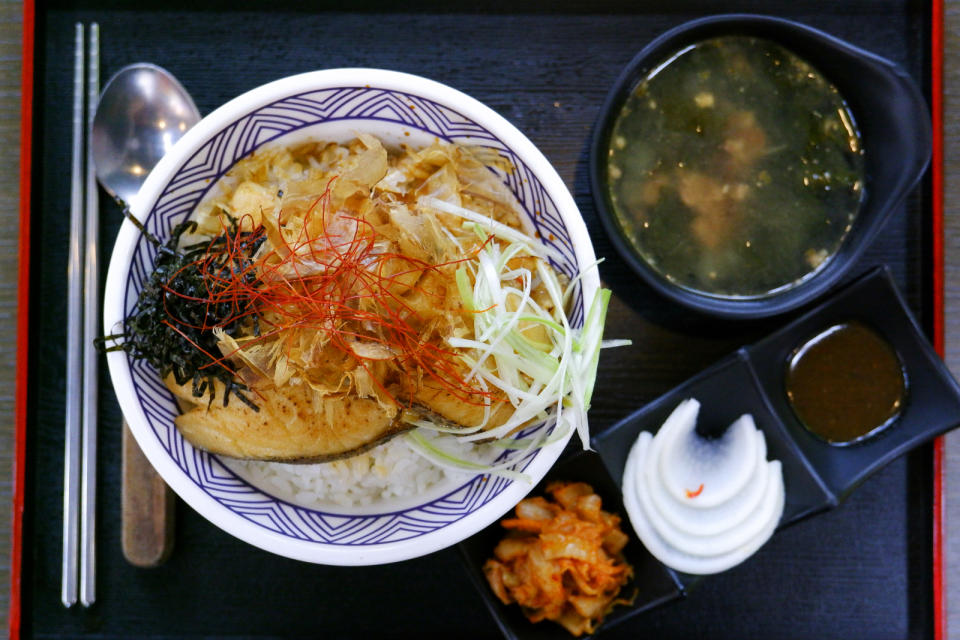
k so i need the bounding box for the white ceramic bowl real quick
[104,68,600,565]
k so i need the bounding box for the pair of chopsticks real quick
[63,21,100,608]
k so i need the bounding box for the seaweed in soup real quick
[606,36,865,298]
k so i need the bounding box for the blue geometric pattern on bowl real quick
[123,86,586,545]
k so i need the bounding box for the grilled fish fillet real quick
[167,376,408,463]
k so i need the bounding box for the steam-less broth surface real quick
[606,36,865,298]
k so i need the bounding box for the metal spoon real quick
[93,63,200,205]
[92,63,201,567]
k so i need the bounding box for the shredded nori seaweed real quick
[100,212,264,410]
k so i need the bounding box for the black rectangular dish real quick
[16,1,938,638]
[592,266,960,601]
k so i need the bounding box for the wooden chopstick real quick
[62,21,85,608]
[63,21,100,608]
[80,22,99,608]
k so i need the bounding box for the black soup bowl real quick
[589,14,932,319]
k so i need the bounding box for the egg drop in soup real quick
[606,36,866,298]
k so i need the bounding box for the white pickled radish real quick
[656,410,758,508]
[621,400,786,575]
[648,429,770,536]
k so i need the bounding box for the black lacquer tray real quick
[17,1,938,638]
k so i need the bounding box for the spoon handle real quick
[121,421,175,567]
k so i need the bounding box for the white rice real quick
[230,432,495,509]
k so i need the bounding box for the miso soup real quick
[606,36,865,298]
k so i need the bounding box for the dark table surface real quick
[4,1,960,638]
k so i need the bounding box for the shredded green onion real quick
[403,201,625,481]
[405,430,531,483]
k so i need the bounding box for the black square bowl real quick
[591,350,835,591]
[457,450,683,639]
[747,266,960,500]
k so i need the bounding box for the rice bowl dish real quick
[103,69,603,564]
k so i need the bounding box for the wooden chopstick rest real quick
[121,422,175,567]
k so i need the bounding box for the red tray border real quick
[6,2,947,638]
[10,0,35,637]
[931,0,946,637]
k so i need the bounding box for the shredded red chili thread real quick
[159,187,505,409]
[685,484,705,499]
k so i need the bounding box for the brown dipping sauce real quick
[785,322,906,445]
